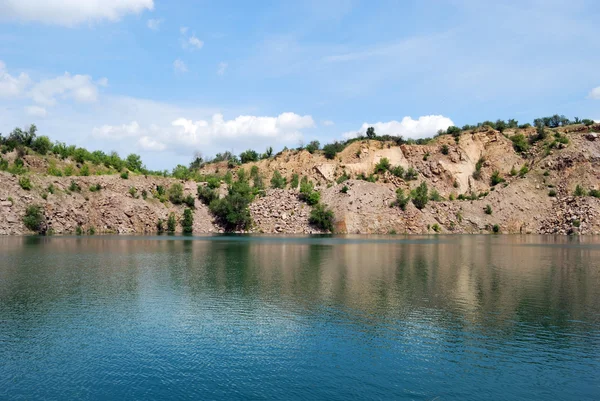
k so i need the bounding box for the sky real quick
[0,0,599,170]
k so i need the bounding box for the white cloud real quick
[25,105,47,117]
[138,135,166,151]
[97,77,109,87]
[30,73,99,106]
[0,60,31,97]
[217,62,228,76]
[0,0,154,26]
[92,121,141,139]
[173,59,188,73]
[146,18,162,31]
[342,115,454,140]
[179,26,188,35]
[188,35,204,49]
[589,86,600,100]
[323,120,334,126]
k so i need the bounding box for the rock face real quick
[2,125,600,235]
[0,174,219,235]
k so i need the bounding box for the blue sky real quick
[0,0,598,169]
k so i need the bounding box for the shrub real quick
[19,176,32,190]
[239,149,259,164]
[290,174,300,189]
[31,135,52,155]
[305,140,320,154]
[492,224,500,233]
[422,152,430,161]
[548,189,557,197]
[184,194,196,208]
[157,219,164,233]
[0,156,8,171]
[412,182,428,210]
[306,191,320,205]
[75,225,84,236]
[574,185,586,197]
[167,213,177,232]
[141,189,147,199]
[390,166,404,178]
[47,184,55,194]
[79,164,90,176]
[429,188,442,201]
[543,170,550,177]
[197,185,218,205]
[168,183,184,204]
[308,203,335,232]
[511,134,530,153]
[440,144,449,155]
[589,189,600,198]
[374,157,391,174]
[404,167,418,181]
[341,185,348,194]
[299,179,320,205]
[182,208,194,233]
[490,170,504,186]
[209,178,254,230]
[69,180,81,192]
[120,171,129,179]
[270,171,287,189]
[89,183,101,192]
[519,165,529,177]
[63,165,74,177]
[23,205,44,232]
[394,188,410,210]
[205,176,221,189]
[336,173,349,184]
[88,226,96,235]
[323,142,344,160]
[129,186,138,198]
[47,162,62,176]
[432,223,441,233]
[484,204,492,215]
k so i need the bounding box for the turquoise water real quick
[1,235,599,400]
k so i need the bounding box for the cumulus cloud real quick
[146,18,162,31]
[92,121,142,139]
[25,105,47,117]
[0,0,154,26]
[173,59,188,73]
[30,73,101,106]
[0,60,104,107]
[342,115,454,139]
[589,86,600,99]
[217,62,228,76]
[138,135,166,151]
[0,61,31,97]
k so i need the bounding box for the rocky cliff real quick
[1,124,600,235]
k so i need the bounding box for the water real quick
[1,235,599,400]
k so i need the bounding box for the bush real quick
[31,135,52,155]
[239,149,259,164]
[511,134,530,153]
[323,142,345,160]
[374,157,391,174]
[184,194,196,208]
[492,224,500,233]
[394,188,410,210]
[290,174,300,189]
[548,189,557,197]
[490,170,504,186]
[519,165,529,177]
[429,188,442,201]
[197,185,218,205]
[205,176,221,189]
[390,166,404,178]
[305,140,320,154]
[129,186,138,198]
[168,183,184,204]
[69,180,81,192]
[19,176,32,190]
[440,144,449,155]
[484,204,492,215]
[75,225,84,235]
[23,205,44,232]
[341,185,348,194]
[589,189,600,198]
[306,191,320,205]
[89,183,101,192]
[182,208,193,233]
[574,185,586,197]
[157,219,164,233]
[336,173,349,184]
[510,166,517,176]
[404,167,418,181]
[431,223,441,233]
[270,171,287,189]
[308,203,335,232]
[79,164,90,176]
[120,171,129,179]
[209,177,254,230]
[412,182,428,210]
[167,213,177,232]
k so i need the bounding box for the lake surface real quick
[1,235,599,400]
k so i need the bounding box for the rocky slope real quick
[1,124,600,235]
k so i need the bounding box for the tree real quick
[309,203,335,232]
[305,140,320,154]
[23,205,45,233]
[31,136,52,155]
[395,188,410,210]
[172,164,190,180]
[366,126,376,139]
[167,213,177,232]
[240,149,259,164]
[412,182,428,210]
[182,209,194,233]
[125,154,143,172]
[168,183,184,204]
[262,147,273,159]
[270,171,287,189]
[189,152,204,170]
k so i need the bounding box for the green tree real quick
[31,135,52,155]
[182,208,194,233]
[167,213,177,232]
[412,182,429,210]
[305,140,320,154]
[240,149,259,164]
[23,205,44,233]
[395,188,410,210]
[126,154,143,172]
[309,203,335,232]
[168,183,184,204]
[270,171,287,189]
[374,157,391,174]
